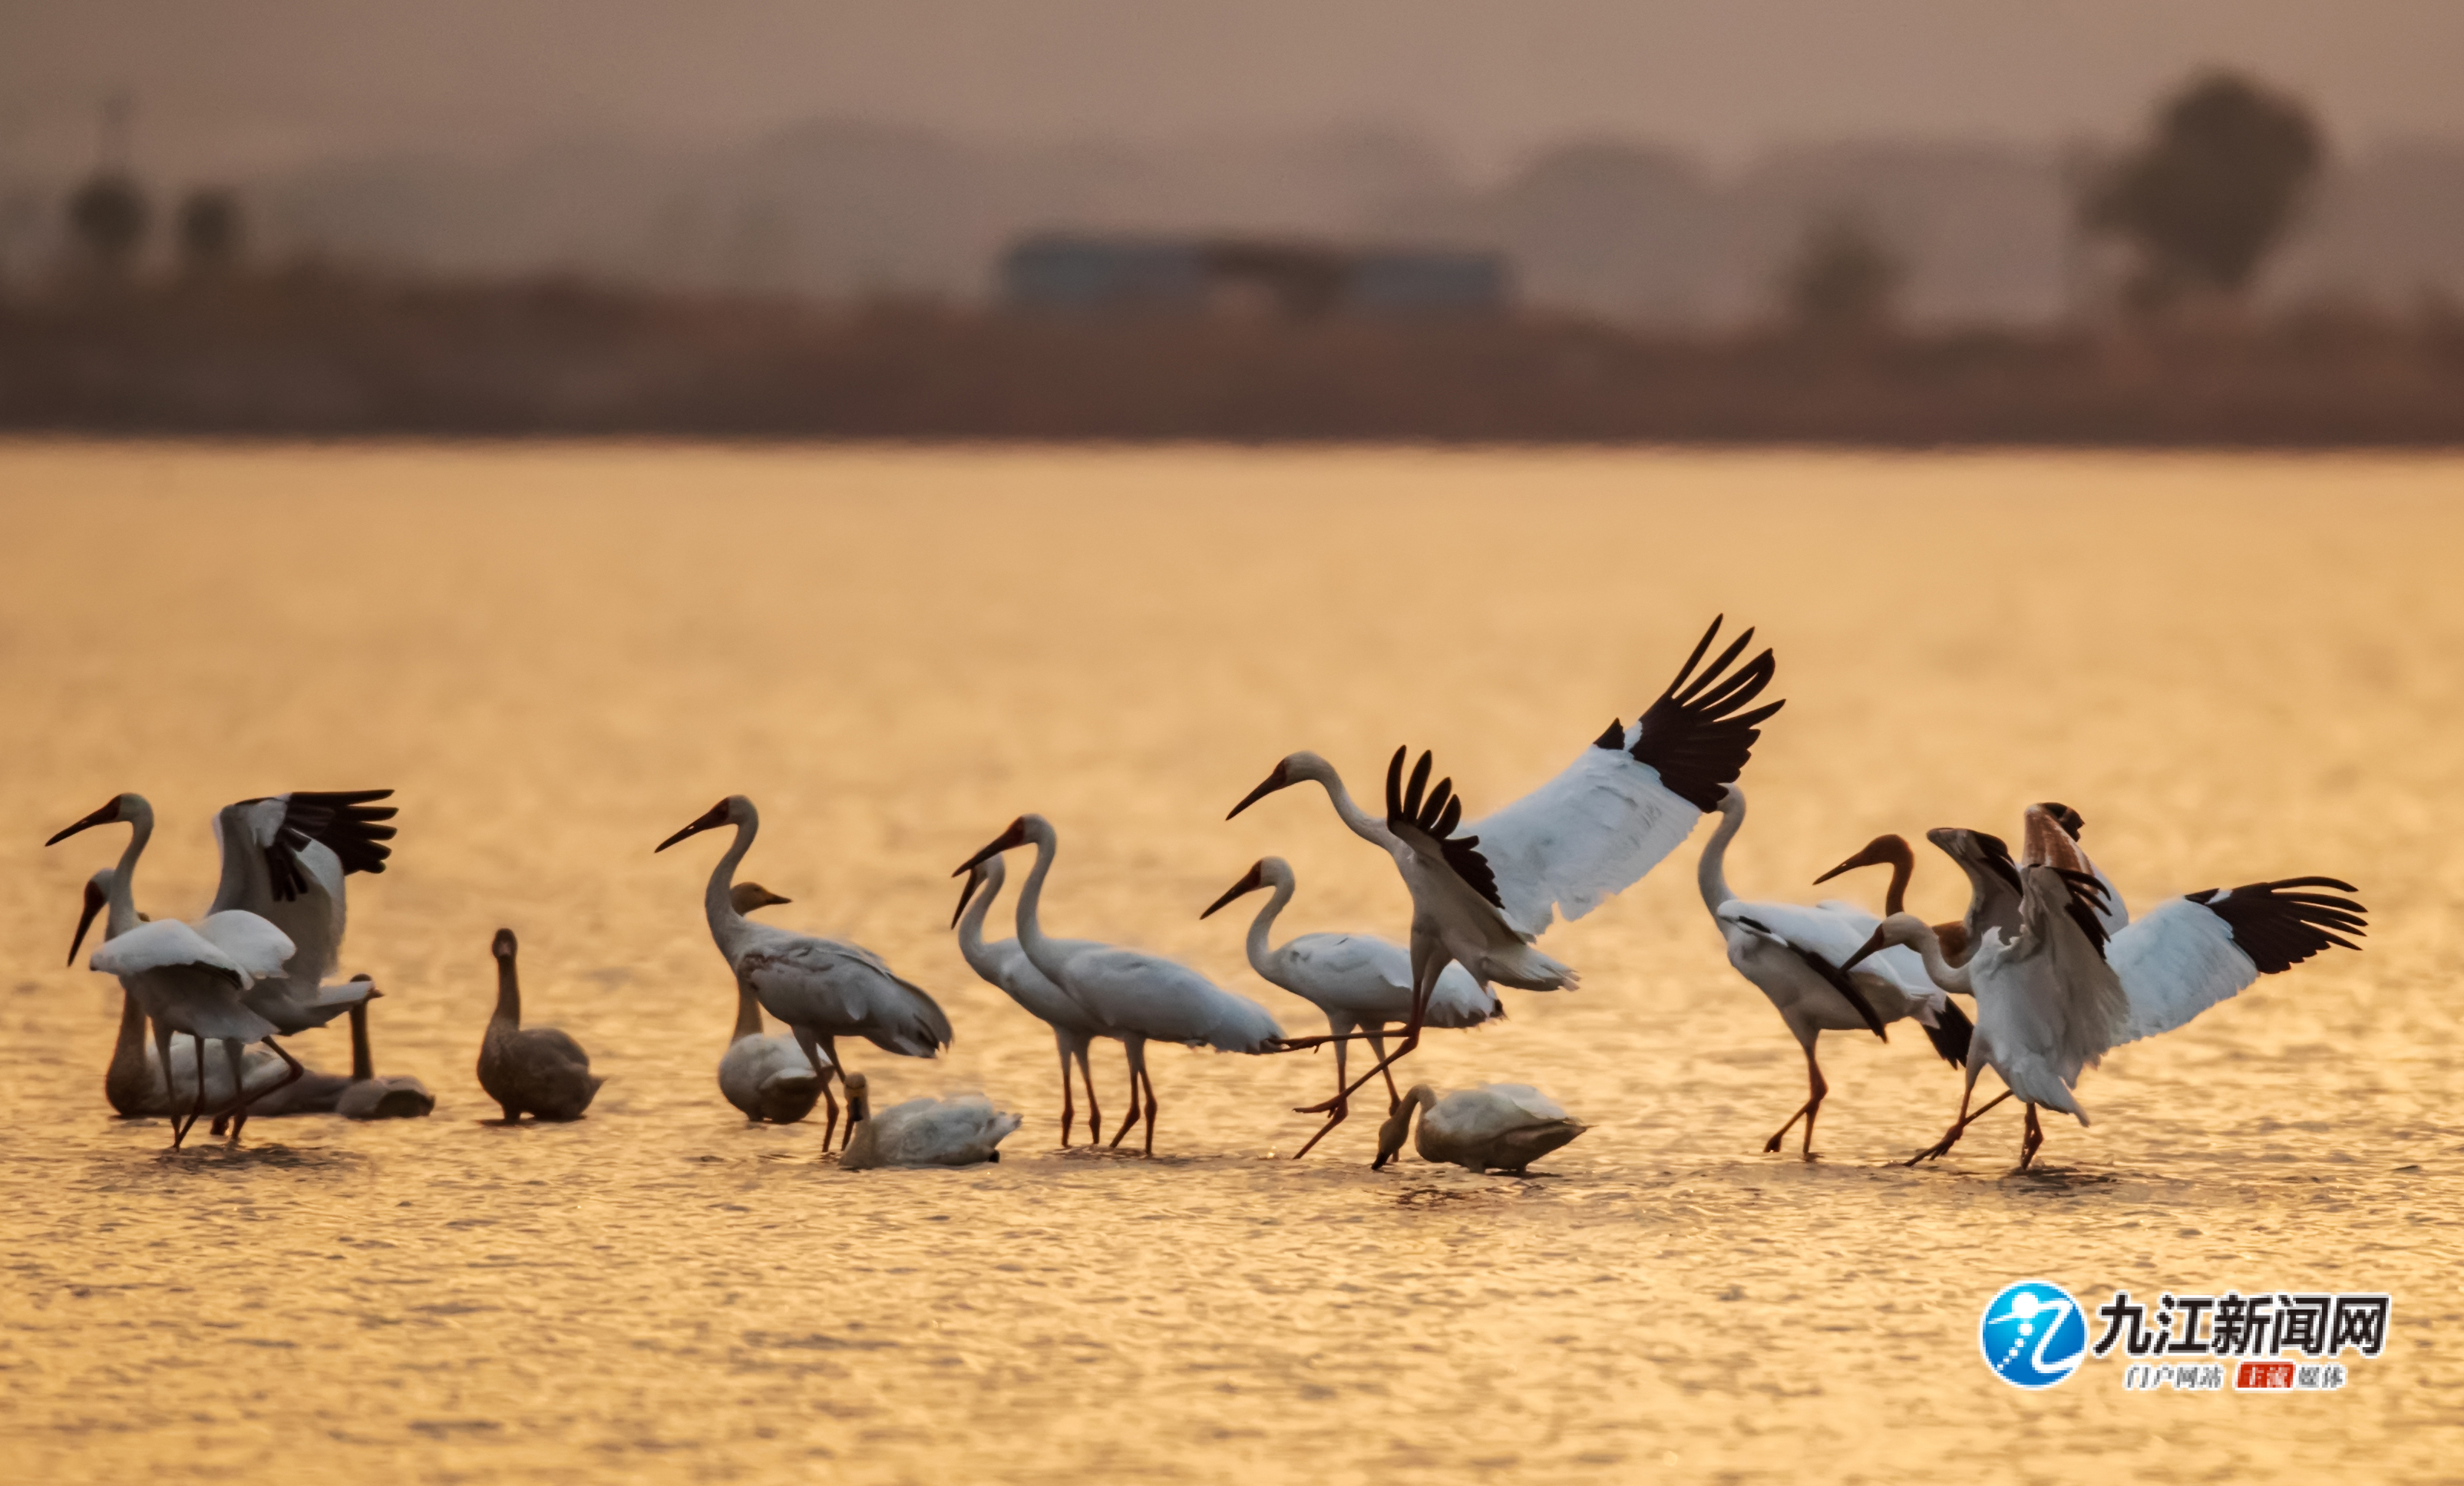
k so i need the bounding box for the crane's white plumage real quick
[1472,742,1703,938]
[92,913,296,992]
[955,854,1116,1145]
[1698,788,1969,1155]
[660,794,952,1150]
[1227,617,1782,1147]
[958,814,1283,1157]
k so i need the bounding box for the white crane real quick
[956,815,1282,1157]
[1227,616,1783,1145]
[73,867,293,1118]
[837,1073,1023,1171]
[1849,806,2366,1169]
[1201,855,1498,1154]
[1372,1083,1587,1174]
[659,795,952,1150]
[953,853,1115,1147]
[715,882,827,1125]
[1697,787,1970,1157]
[207,788,397,1014]
[50,794,309,1146]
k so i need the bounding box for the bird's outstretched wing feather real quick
[2111,878,2366,1045]
[1470,616,1784,936]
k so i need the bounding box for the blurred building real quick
[1000,234,1507,317]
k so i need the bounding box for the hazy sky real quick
[5,1,2462,180]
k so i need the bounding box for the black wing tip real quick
[2192,876,2370,974]
[1385,742,1506,912]
[1922,998,1974,1067]
[1629,620,1785,811]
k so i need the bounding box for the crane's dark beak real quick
[1814,834,1896,885]
[69,878,107,966]
[656,800,733,853]
[956,818,1030,877]
[1841,926,1891,973]
[46,797,122,847]
[1201,861,1267,920]
[1227,760,1291,820]
[952,864,986,930]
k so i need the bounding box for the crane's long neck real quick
[703,814,758,956]
[1697,789,1746,914]
[107,805,153,932]
[1244,877,1294,980]
[1013,831,1059,966]
[491,953,521,1030]
[1308,766,1392,850]
[112,991,150,1065]
[349,1002,375,1080]
[1902,925,1974,996]
[731,978,765,1041]
[955,863,1005,982]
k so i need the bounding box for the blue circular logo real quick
[1980,1280,2087,1389]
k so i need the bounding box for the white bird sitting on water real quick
[334,998,437,1120]
[716,881,826,1125]
[659,795,952,1151]
[51,794,313,1146]
[956,815,1283,1157]
[1227,616,1783,1150]
[1372,1083,1588,1174]
[953,854,1115,1147]
[837,1072,1022,1171]
[1697,786,1970,1157]
[1201,855,1498,1155]
[1848,806,2367,1169]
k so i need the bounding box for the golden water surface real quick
[0,442,2456,1484]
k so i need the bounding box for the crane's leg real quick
[1139,1056,1160,1159]
[1108,1042,1146,1151]
[1296,956,1440,1118]
[1079,1043,1103,1146]
[1294,959,1440,1155]
[157,1022,195,1148]
[2018,1104,2044,1171]
[818,1038,859,1151]
[1369,1025,1402,1108]
[226,1039,305,1144]
[1056,1038,1076,1148]
[1764,1039,1828,1156]
[1905,1072,2012,1166]
[792,1027,839,1154]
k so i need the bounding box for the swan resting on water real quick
[837,1072,1022,1171]
[1373,1083,1588,1174]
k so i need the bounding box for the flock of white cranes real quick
[49,618,2367,1174]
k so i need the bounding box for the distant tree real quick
[1780,212,1903,337]
[177,189,243,273]
[68,170,148,275]
[2083,71,2323,308]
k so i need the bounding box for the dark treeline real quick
[6,271,2462,445]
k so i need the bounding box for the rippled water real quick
[1,442,2457,1483]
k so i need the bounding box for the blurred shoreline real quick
[6,272,2462,447]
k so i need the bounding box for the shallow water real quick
[0,441,2457,1484]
